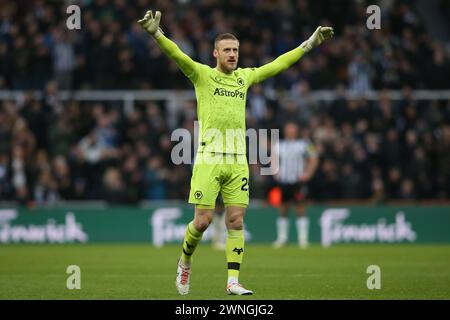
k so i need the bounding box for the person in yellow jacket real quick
[138,10,333,296]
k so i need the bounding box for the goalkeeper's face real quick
[214,39,239,73]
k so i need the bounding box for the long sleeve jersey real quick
[155,35,306,154]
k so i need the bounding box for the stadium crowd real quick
[0,0,449,204]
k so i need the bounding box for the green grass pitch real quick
[1,244,449,299]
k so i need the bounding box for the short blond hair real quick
[214,33,239,48]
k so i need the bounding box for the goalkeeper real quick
[138,10,333,296]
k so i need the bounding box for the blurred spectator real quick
[400,179,416,200]
[101,167,132,204]
[52,29,75,90]
[0,154,10,199]
[247,84,269,127]
[339,163,361,199]
[437,125,450,197]
[144,156,168,200]
[11,145,29,204]
[387,167,402,199]
[34,167,58,205]
[52,155,74,199]
[348,52,373,95]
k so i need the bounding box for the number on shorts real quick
[241,177,248,191]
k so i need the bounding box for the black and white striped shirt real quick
[275,139,316,184]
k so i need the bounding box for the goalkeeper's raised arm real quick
[252,26,334,84]
[138,10,198,81]
[138,10,333,85]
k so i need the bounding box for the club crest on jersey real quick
[194,191,203,200]
[237,77,245,86]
